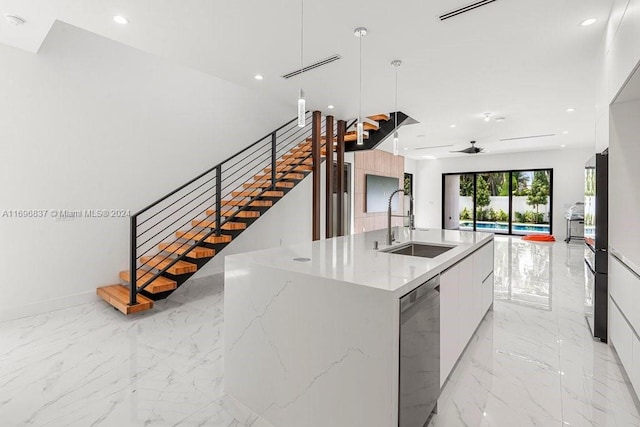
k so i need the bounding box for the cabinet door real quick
[481,273,494,314]
[457,256,475,352]
[472,250,484,325]
[440,265,459,387]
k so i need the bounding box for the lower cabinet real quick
[440,241,494,387]
[609,255,640,400]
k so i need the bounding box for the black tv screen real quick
[366,174,400,213]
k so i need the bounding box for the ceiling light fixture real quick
[296,0,306,127]
[403,147,409,151]
[113,15,129,25]
[423,155,437,160]
[483,112,491,122]
[450,124,457,128]
[254,74,264,80]
[354,27,367,145]
[562,131,569,134]
[391,59,402,156]
[4,15,25,26]
[495,117,506,122]
[580,18,597,26]
[566,107,576,112]
[327,105,334,109]
[560,144,567,148]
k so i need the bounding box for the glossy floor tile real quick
[429,237,640,426]
[0,277,267,427]
[1,236,638,426]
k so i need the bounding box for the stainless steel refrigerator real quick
[584,150,608,342]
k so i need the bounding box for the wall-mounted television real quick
[366,174,400,213]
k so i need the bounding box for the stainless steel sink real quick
[383,243,455,258]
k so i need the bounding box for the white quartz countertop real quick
[226,227,493,297]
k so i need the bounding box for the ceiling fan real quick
[451,140,484,154]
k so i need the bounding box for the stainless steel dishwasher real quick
[399,275,440,427]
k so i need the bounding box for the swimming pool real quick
[459,221,550,234]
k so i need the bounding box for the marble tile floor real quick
[429,237,640,426]
[0,236,638,426]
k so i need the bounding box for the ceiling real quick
[0,0,614,159]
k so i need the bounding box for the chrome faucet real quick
[387,189,415,245]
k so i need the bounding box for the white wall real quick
[413,147,592,240]
[0,21,294,320]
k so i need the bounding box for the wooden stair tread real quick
[97,285,153,315]
[205,209,260,218]
[222,199,273,207]
[293,165,312,172]
[232,190,284,198]
[139,255,197,275]
[176,230,233,244]
[191,219,247,230]
[158,242,215,258]
[344,132,369,142]
[363,122,379,131]
[119,270,177,293]
[368,114,390,121]
[244,181,295,189]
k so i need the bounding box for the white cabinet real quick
[458,255,475,352]
[439,241,495,387]
[609,296,633,371]
[440,264,459,387]
[481,273,494,314]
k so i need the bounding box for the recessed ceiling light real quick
[450,124,456,128]
[327,105,334,109]
[580,18,597,26]
[495,117,506,123]
[254,74,264,80]
[562,131,569,135]
[483,112,491,122]
[560,144,567,148]
[4,15,25,26]
[423,155,437,160]
[403,147,409,151]
[566,107,576,113]
[113,15,129,25]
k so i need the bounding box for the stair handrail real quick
[127,112,321,306]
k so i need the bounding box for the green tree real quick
[512,172,529,196]
[526,171,550,222]
[475,175,491,220]
[459,174,474,197]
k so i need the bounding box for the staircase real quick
[97,112,398,314]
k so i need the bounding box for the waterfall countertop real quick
[225,226,493,297]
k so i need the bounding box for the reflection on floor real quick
[0,236,638,426]
[430,236,640,426]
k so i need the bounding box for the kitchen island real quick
[224,227,494,427]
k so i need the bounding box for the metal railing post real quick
[271,132,277,190]
[129,215,137,306]
[215,166,222,236]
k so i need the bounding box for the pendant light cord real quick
[395,66,398,129]
[359,33,362,123]
[300,0,304,95]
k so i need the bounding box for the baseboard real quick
[0,290,99,324]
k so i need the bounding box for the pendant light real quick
[391,60,402,156]
[297,0,306,127]
[354,27,367,145]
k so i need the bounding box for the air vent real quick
[439,0,498,21]
[414,144,454,150]
[499,134,555,142]
[281,54,342,79]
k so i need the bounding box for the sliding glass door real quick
[442,169,553,235]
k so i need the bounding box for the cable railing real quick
[127,111,325,306]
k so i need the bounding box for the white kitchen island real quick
[224,227,494,427]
